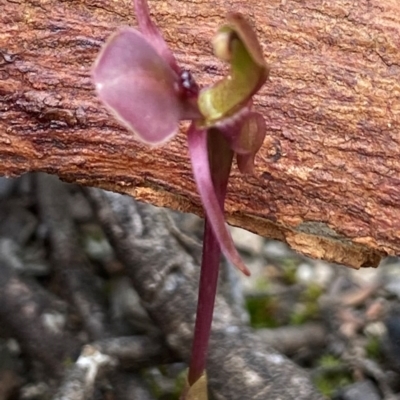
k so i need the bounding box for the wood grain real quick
[1,0,399,268]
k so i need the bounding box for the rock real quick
[332,380,381,400]
[230,227,264,255]
[263,240,293,260]
[383,306,400,372]
[0,177,15,199]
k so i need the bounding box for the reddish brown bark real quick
[1,0,399,268]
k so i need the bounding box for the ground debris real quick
[0,173,399,399]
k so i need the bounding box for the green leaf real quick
[198,13,269,123]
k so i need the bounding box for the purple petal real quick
[187,123,250,276]
[93,28,181,145]
[214,110,265,174]
[133,0,180,74]
[230,112,266,155]
[215,111,265,174]
[236,153,256,174]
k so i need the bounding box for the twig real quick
[92,336,176,369]
[36,174,112,340]
[256,322,327,355]
[0,260,79,376]
[53,345,113,400]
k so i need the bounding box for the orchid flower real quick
[92,0,268,397]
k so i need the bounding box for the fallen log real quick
[1,0,399,268]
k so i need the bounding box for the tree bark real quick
[1,0,399,268]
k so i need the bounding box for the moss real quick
[246,295,281,328]
[318,354,342,368]
[254,276,271,291]
[313,355,353,397]
[173,369,187,399]
[290,283,323,325]
[280,258,298,285]
[365,335,383,360]
[304,283,324,302]
[142,366,187,400]
[290,303,318,325]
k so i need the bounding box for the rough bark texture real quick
[1,0,399,268]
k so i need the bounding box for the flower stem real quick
[188,218,221,385]
[188,129,233,386]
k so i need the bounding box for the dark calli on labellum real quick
[93,0,268,398]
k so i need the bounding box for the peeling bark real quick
[1,0,399,268]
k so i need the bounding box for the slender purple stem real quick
[188,219,222,385]
[187,128,233,385]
